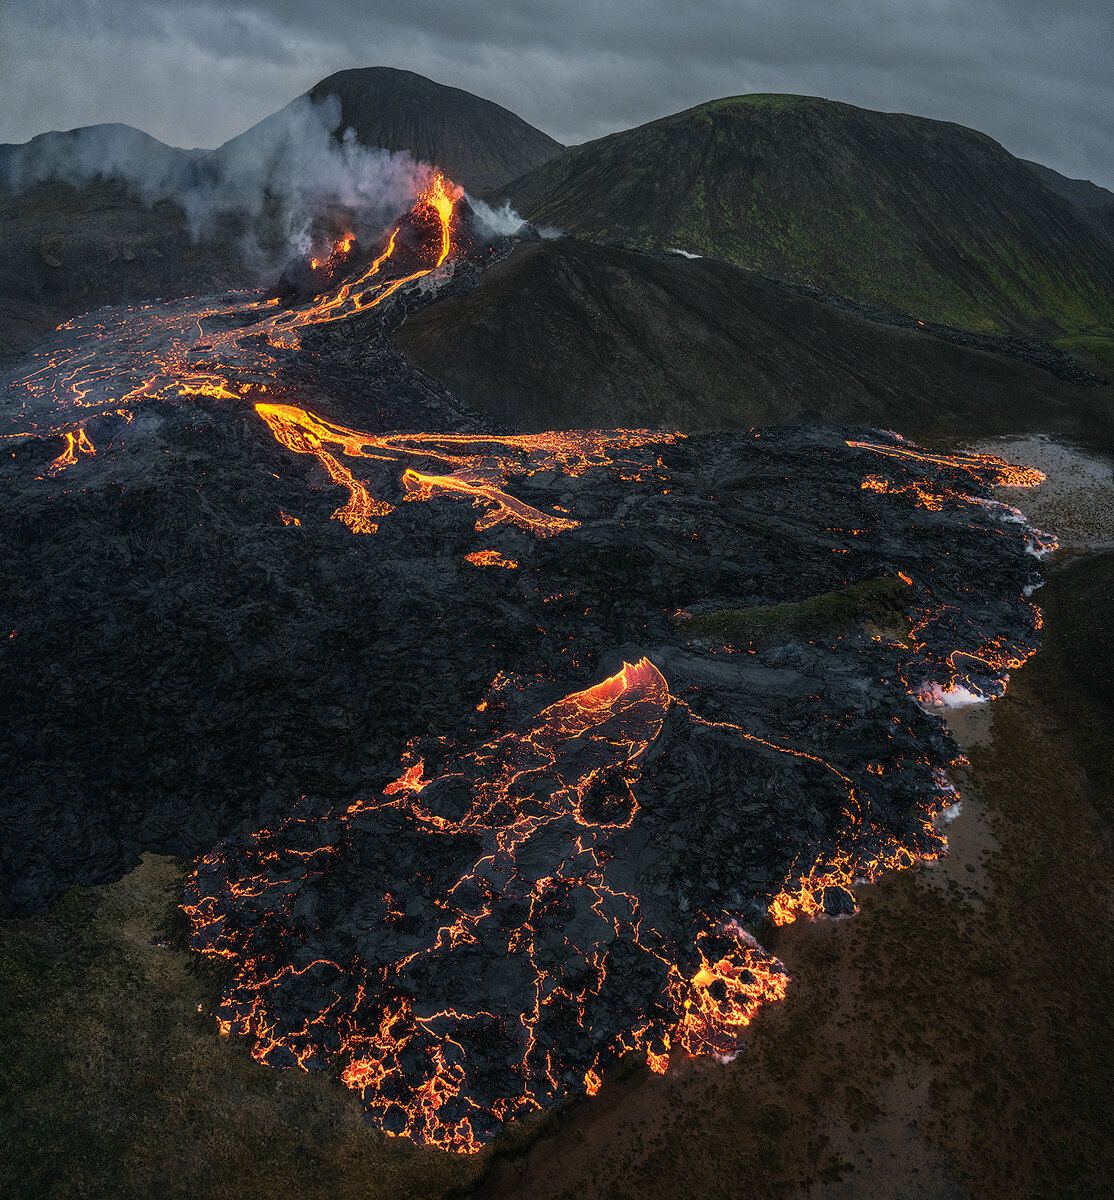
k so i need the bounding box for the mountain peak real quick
[305,66,562,192]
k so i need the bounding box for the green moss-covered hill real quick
[497,95,1114,340]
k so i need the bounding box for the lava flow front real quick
[185,658,787,1151]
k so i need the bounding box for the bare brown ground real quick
[3,538,1112,1200]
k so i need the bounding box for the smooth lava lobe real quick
[184,658,787,1151]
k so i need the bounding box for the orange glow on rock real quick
[464,550,519,569]
[184,659,793,1152]
[253,401,677,537]
[45,426,95,476]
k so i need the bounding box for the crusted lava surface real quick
[0,180,1051,1151]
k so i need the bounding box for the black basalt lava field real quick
[0,180,1054,1151]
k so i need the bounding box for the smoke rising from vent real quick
[0,92,527,269]
[468,198,527,238]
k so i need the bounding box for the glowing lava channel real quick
[254,401,678,538]
[4,172,465,474]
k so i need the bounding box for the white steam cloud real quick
[0,94,444,270]
[468,198,527,238]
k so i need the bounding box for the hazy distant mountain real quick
[1023,159,1114,209]
[0,123,201,192]
[306,67,563,193]
[395,239,1111,440]
[497,95,1114,339]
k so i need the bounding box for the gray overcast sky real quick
[2,0,1112,190]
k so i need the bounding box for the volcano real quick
[0,69,560,363]
[2,67,1114,1197]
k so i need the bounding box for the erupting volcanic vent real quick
[1,171,469,462]
[0,162,1054,1150]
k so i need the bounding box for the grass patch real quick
[0,855,485,1200]
[1053,333,1114,372]
[697,94,807,115]
[674,574,911,647]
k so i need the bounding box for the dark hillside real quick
[498,96,1114,341]
[1023,159,1114,209]
[308,67,563,192]
[394,238,1113,439]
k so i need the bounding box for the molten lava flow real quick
[44,427,95,476]
[184,658,791,1151]
[253,401,677,537]
[7,171,465,471]
[667,928,789,1059]
[401,469,579,537]
[464,550,518,569]
[846,439,1046,488]
[847,433,1053,704]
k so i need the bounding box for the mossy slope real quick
[499,95,1114,337]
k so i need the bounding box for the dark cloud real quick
[1,0,1111,189]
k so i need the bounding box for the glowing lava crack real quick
[0,156,1057,1155]
[185,659,788,1151]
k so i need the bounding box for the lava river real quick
[0,168,1056,1152]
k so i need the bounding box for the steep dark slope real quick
[307,67,563,192]
[497,96,1114,340]
[394,239,1113,439]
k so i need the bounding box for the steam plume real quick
[0,93,528,268]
